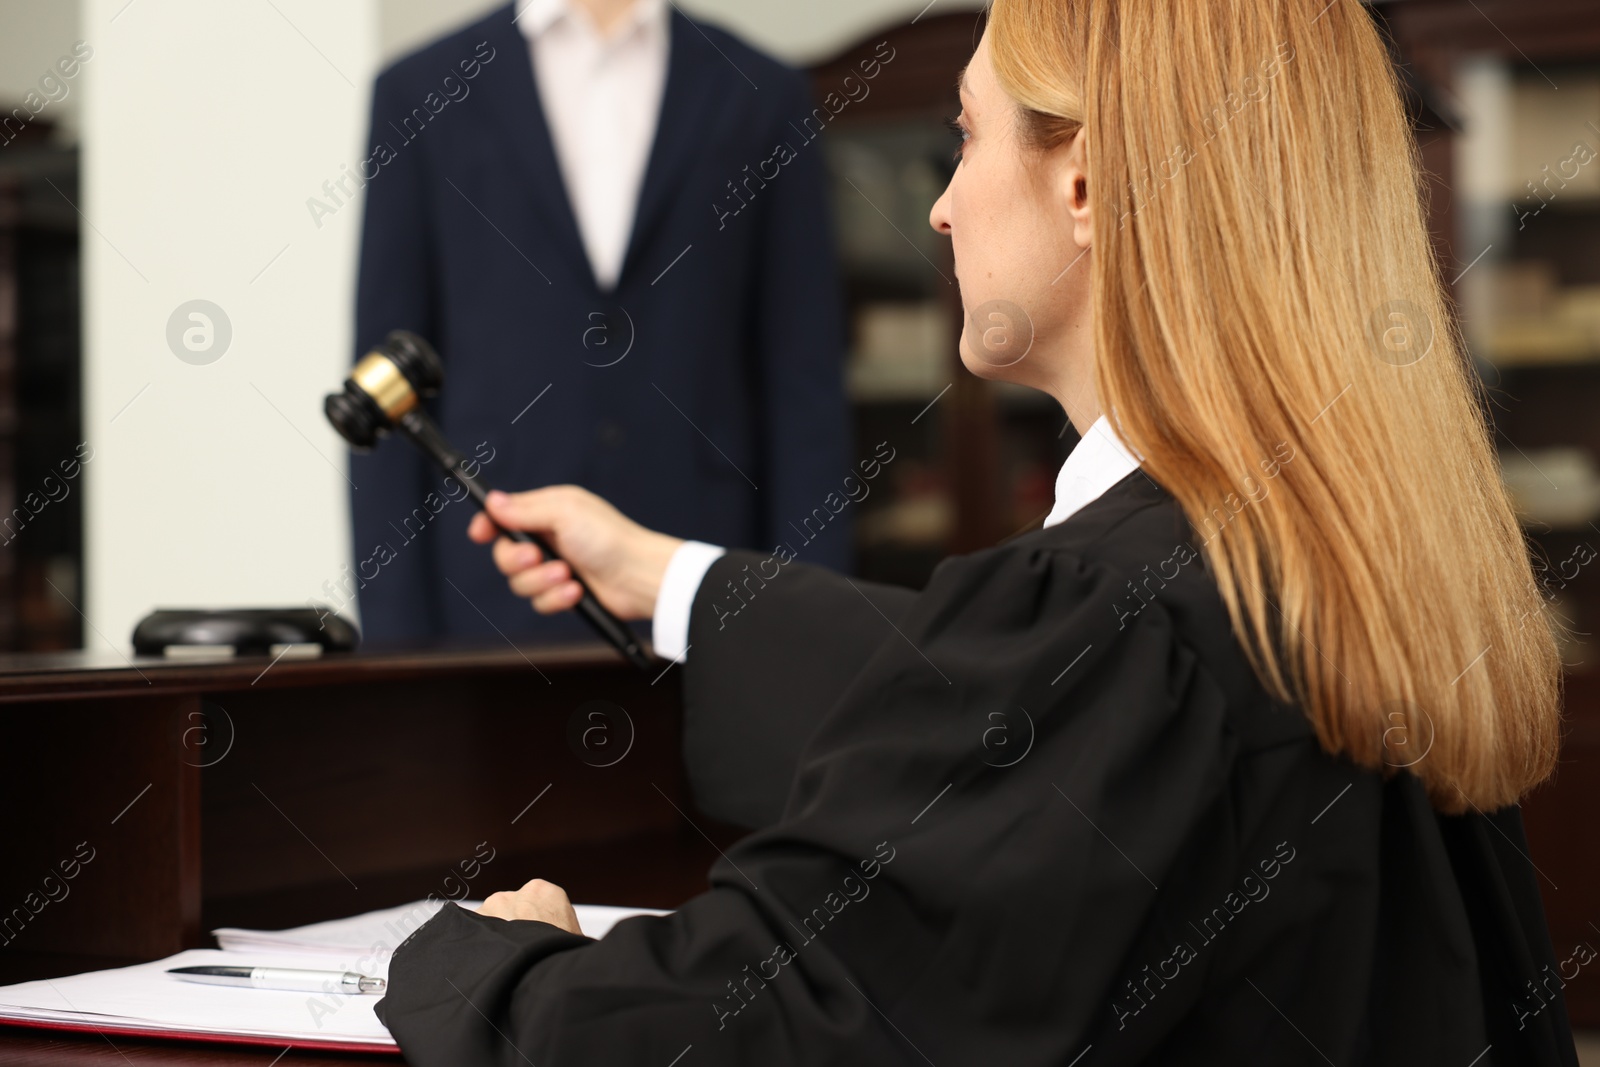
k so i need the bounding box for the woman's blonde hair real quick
[987,0,1563,812]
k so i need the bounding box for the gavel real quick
[324,330,657,673]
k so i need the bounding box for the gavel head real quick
[324,330,444,450]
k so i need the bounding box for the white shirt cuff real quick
[651,540,726,664]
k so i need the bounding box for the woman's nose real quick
[929,184,953,235]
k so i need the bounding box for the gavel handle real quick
[396,411,657,674]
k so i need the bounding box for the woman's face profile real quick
[929,30,1095,398]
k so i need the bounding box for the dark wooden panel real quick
[809,10,984,122]
[196,662,696,905]
[0,695,201,959]
[0,643,625,703]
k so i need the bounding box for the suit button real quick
[596,420,626,449]
[582,306,633,367]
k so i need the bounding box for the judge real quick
[374,1,1579,1063]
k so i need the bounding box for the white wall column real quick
[82,0,378,648]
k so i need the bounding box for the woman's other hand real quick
[467,486,682,621]
[476,878,582,935]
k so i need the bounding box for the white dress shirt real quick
[517,0,670,292]
[651,413,1146,661]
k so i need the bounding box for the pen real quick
[167,965,387,995]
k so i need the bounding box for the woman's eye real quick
[944,116,969,161]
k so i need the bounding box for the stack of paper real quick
[0,899,671,1051]
[213,898,668,959]
[0,946,398,1051]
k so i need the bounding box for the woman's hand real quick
[476,878,582,935]
[467,485,683,621]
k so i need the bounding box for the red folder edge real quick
[0,1014,402,1054]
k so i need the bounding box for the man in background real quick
[349,0,852,645]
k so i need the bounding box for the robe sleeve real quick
[376,543,1237,1065]
[679,548,919,828]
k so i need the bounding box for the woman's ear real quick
[1061,128,1093,250]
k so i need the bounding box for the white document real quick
[0,899,672,1049]
[212,898,670,960]
[0,947,396,1048]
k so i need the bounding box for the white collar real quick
[1042,414,1144,529]
[516,0,667,41]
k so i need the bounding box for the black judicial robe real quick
[375,471,1579,1066]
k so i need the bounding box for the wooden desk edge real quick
[0,643,647,703]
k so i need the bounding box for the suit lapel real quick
[467,5,732,294]
[474,4,597,293]
[617,8,727,288]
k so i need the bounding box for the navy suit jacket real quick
[349,4,853,646]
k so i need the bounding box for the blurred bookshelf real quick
[0,119,81,652]
[810,10,1072,590]
[1389,5,1600,676]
